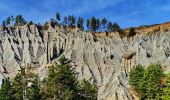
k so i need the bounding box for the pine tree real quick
[27,76,42,100]
[63,16,68,28]
[2,20,6,27]
[129,64,145,91]
[42,55,97,100]
[140,64,164,99]
[107,21,113,32]
[112,22,121,32]
[68,15,76,28]
[42,55,78,99]
[96,19,100,31]
[6,17,11,26]
[78,79,97,99]
[56,12,61,21]
[77,17,84,31]
[11,73,24,100]
[28,21,33,25]
[91,16,97,32]
[86,19,90,31]
[15,15,27,26]
[128,27,136,37]
[101,18,108,31]
[0,78,12,100]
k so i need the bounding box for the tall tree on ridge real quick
[91,16,97,32]
[77,17,84,31]
[101,18,108,32]
[63,16,68,28]
[56,12,61,25]
[86,19,90,31]
[68,15,76,28]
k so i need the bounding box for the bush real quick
[128,27,136,37]
[161,73,170,100]
[129,64,145,91]
[0,55,97,100]
[140,64,164,99]
[129,64,164,99]
[42,55,97,100]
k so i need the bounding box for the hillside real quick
[0,21,169,99]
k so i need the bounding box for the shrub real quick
[128,27,136,37]
[129,64,145,91]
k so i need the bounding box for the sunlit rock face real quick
[0,23,169,100]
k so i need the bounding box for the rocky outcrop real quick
[0,23,170,100]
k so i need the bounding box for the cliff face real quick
[0,23,170,100]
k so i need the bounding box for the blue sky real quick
[0,0,170,28]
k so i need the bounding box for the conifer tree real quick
[68,15,76,28]
[139,64,164,99]
[107,21,113,32]
[91,16,97,32]
[86,19,90,31]
[101,18,108,31]
[0,78,12,100]
[96,19,100,31]
[42,55,97,100]
[56,12,61,21]
[77,17,84,30]
[112,22,121,32]
[15,15,27,26]
[27,76,42,100]
[63,16,68,28]
[6,17,11,26]
[128,27,136,37]
[2,20,6,27]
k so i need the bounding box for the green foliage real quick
[15,15,27,26]
[63,16,68,28]
[129,64,145,91]
[161,73,170,99]
[77,17,84,30]
[43,55,97,100]
[0,56,97,100]
[128,27,136,37]
[107,21,113,32]
[90,16,98,32]
[44,22,49,30]
[141,64,164,99]
[43,56,78,99]
[2,20,6,28]
[11,73,24,100]
[28,21,33,25]
[112,23,122,32]
[0,78,12,100]
[0,13,124,34]
[6,17,11,26]
[96,19,100,31]
[129,64,165,99]
[56,12,61,21]
[5,68,42,100]
[27,76,43,100]
[86,19,90,31]
[46,64,77,99]
[68,15,76,28]
[101,18,108,31]
[78,79,98,100]
[58,55,70,65]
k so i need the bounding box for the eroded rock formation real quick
[0,23,169,100]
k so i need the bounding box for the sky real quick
[0,0,170,28]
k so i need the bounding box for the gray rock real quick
[0,24,169,100]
